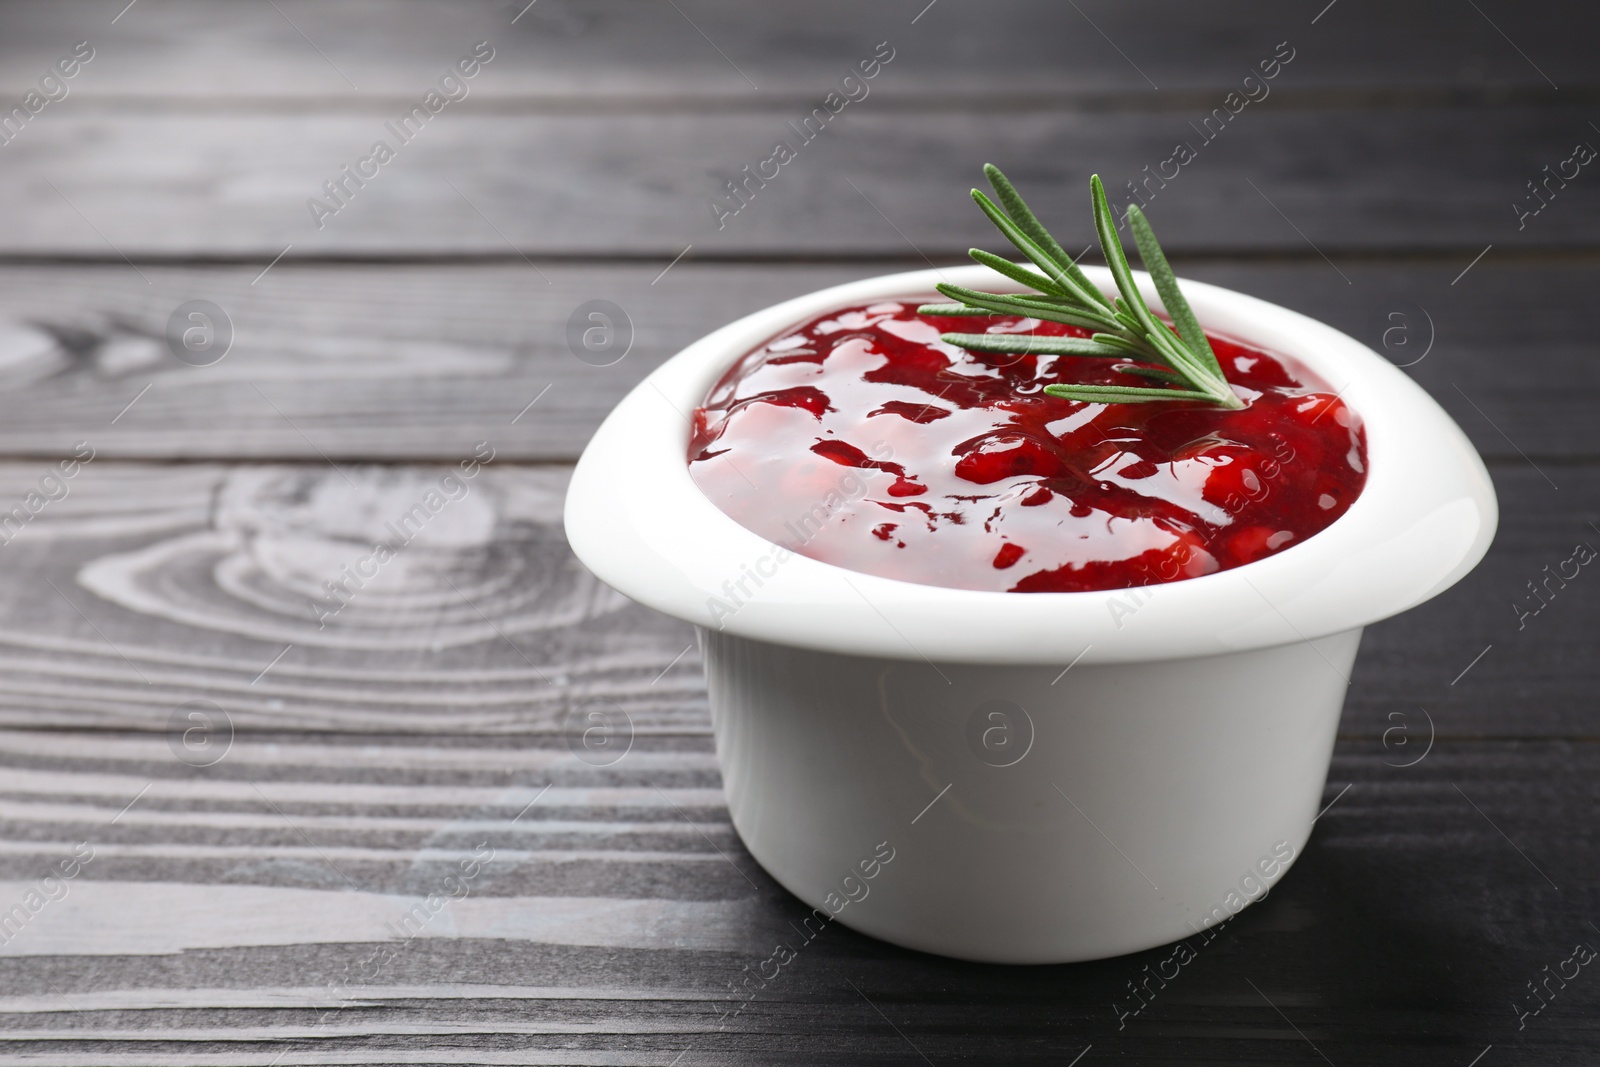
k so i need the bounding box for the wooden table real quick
[0,2,1594,1063]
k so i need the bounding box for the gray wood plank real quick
[1346,461,1597,742]
[0,261,1587,461]
[0,738,1591,1064]
[0,263,870,462]
[0,731,745,904]
[0,458,1581,739]
[0,462,707,736]
[0,106,1594,256]
[1,0,1590,103]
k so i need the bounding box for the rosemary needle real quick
[920,164,1243,409]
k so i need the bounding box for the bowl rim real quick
[564,265,1498,666]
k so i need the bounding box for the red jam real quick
[687,301,1366,593]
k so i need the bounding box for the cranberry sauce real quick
[687,301,1366,594]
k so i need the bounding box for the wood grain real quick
[0,462,707,736]
[0,261,1590,461]
[0,459,1581,739]
[0,107,1595,257]
[1,0,1592,102]
[0,735,1592,1064]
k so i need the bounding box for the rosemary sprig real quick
[919,164,1243,409]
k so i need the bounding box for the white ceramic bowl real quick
[564,265,1496,963]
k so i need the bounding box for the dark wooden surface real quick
[0,2,1594,1064]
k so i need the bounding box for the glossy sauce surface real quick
[687,301,1367,593]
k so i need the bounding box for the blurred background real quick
[0,1,1595,1063]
